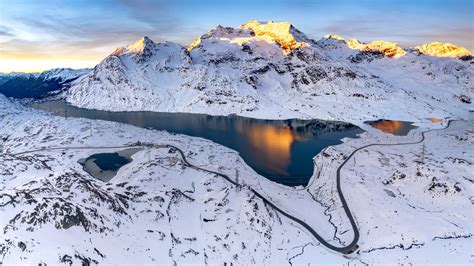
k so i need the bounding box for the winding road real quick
[9,120,454,255]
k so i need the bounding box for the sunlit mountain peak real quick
[187,25,251,51]
[347,39,407,58]
[322,35,406,58]
[111,36,157,58]
[324,34,345,41]
[187,38,202,52]
[240,20,307,51]
[187,21,308,52]
[127,36,155,53]
[415,42,472,58]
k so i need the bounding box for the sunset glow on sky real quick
[0,0,473,73]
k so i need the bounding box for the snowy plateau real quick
[0,20,473,265]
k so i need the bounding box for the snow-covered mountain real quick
[37,68,91,82]
[0,68,90,99]
[0,72,37,86]
[65,20,473,123]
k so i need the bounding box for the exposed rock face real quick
[415,42,472,58]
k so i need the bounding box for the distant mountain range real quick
[0,68,89,99]
[2,20,472,122]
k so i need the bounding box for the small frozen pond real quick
[78,148,142,182]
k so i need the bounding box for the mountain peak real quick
[415,42,472,58]
[323,34,472,59]
[324,34,345,41]
[110,36,157,58]
[355,40,407,58]
[127,36,156,53]
[187,20,308,52]
[338,38,406,58]
[240,20,306,51]
[187,25,251,51]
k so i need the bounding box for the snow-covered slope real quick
[65,21,473,123]
[0,94,347,264]
[1,92,473,264]
[317,35,473,114]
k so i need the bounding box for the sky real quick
[0,0,473,73]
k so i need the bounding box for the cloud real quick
[111,0,181,35]
[2,1,189,56]
[0,0,209,72]
[0,25,14,37]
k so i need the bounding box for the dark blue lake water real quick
[31,101,362,186]
[87,152,131,171]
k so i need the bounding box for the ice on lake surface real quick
[78,148,142,182]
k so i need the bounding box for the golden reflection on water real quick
[370,120,403,134]
[236,123,302,175]
[429,118,443,123]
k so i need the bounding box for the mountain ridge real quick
[62,20,472,124]
[0,20,471,123]
[323,34,472,58]
[0,68,90,98]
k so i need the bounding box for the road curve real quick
[9,120,454,254]
[330,119,454,253]
[167,120,454,254]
